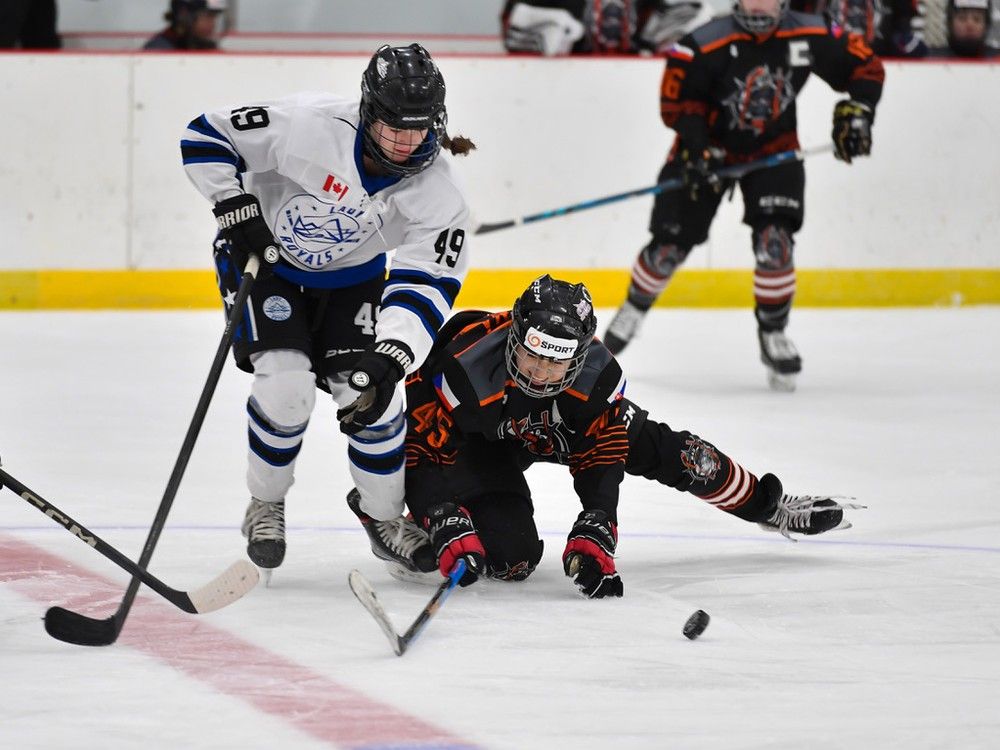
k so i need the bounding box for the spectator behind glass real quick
[144,0,226,50]
[0,0,61,49]
[501,0,714,55]
[790,0,928,57]
[929,0,998,56]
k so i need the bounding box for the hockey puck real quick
[683,609,710,640]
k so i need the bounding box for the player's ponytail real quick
[442,133,476,156]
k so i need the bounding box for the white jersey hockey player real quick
[182,43,474,576]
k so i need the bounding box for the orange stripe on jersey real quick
[775,27,828,38]
[660,100,707,116]
[565,387,589,401]
[845,33,875,60]
[851,58,885,83]
[700,32,752,54]
[479,390,505,407]
[453,318,512,360]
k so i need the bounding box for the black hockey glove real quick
[679,145,725,202]
[424,502,486,586]
[213,193,281,279]
[832,100,874,164]
[337,340,413,434]
[562,509,623,599]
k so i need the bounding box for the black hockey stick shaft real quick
[397,559,466,655]
[44,254,263,645]
[2,468,206,612]
[474,145,833,235]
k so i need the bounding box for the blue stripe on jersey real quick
[246,400,308,438]
[385,269,462,306]
[187,115,238,152]
[348,414,406,445]
[382,290,443,340]
[180,139,246,171]
[248,430,302,467]
[348,444,405,475]
[273,254,386,290]
[182,153,244,168]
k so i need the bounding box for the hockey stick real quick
[43,254,265,647]
[0,466,258,614]
[474,144,834,235]
[348,559,467,656]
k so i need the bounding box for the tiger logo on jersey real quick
[501,409,572,459]
[680,436,722,483]
[722,65,796,135]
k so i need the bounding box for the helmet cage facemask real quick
[360,45,448,178]
[733,0,788,34]
[506,327,588,398]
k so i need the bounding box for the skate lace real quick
[762,331,800,361]
[769,494,825,539]
[375,516,430,557]
[245,499,285,542]
[606,302,645,339]
[764,494,865,541]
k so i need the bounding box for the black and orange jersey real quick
[405,310,630,515]
[660,11,885,159]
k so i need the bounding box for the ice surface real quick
[1,307,998,749]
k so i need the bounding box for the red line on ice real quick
[0,533,476,749]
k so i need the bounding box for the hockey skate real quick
[346,488,437,583]
[603,300,647,356]
[758,493,864,540]
[758,329,802,392]
[241,497,286,575]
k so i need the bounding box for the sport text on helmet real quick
[506,275,598,398]
[360,43,448,177]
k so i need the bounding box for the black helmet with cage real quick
[506,275,598,398]
[360,43,448,177]
[732,0,788,34]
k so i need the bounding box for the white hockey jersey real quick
[182,92,471,373]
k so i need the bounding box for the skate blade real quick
[385,562,441,586]
[261,568,274,588]
[767,369,797,392]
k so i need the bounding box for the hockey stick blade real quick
[1,467,259,643]
[43,560,260,646]
[349,560,466,657]
[348,569,404,655]
[35,259,262,646]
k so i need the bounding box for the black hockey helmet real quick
[360,43,447,177]
[506,275,598,398]
[732,0,788,35]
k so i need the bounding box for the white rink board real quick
[1,54,998,270]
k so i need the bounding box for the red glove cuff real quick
[438,532,486,577]
[563,537,616,575]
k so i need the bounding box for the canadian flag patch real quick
[322,174,349,200]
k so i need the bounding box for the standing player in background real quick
[603,0,884,391]
[501,0,714,55]
[403,276,858,597]
[181,44,475,576]
[790,0,928,57]
[144,0,227,51]
[928,0,998,57]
